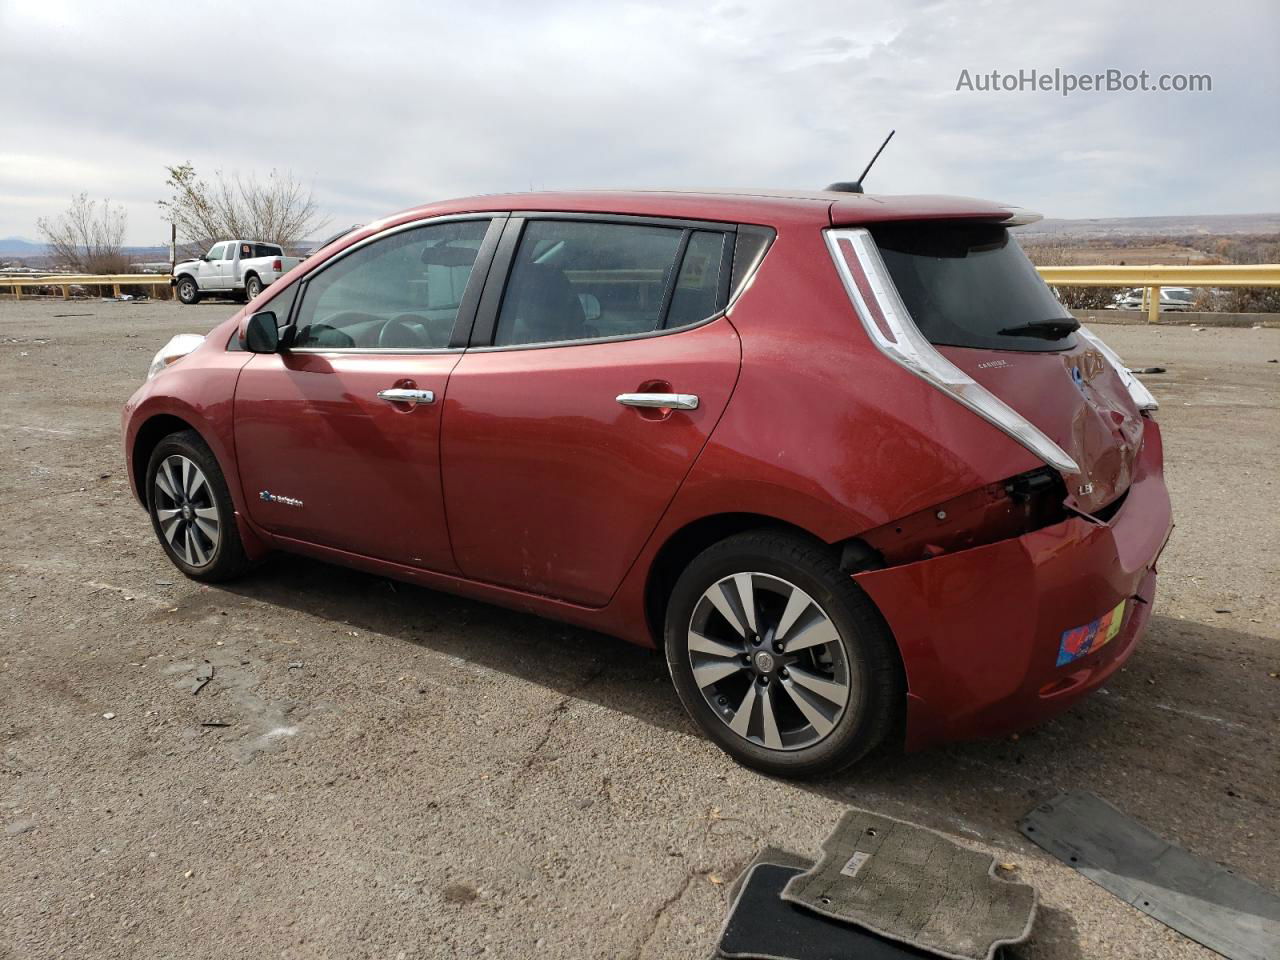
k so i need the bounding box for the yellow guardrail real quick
[1035,263,1280,324]
[0,273,174,299]
[3,263,1278,323]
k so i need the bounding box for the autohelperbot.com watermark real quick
[955,68,1212,96]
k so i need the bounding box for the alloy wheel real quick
[688,572,852,751]
[153,454,220,567]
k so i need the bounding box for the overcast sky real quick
[1,0,1276,244]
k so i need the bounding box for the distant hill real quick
[0,237,170,260]
[0,236,46,256]
[1021,213,1280,239]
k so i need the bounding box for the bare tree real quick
[159,163,329,256]
[36,194,129,273]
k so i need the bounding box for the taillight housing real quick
[859,467,1069,565]
[1075,325,1159,412]
[825,227,1080,475]
[272,258,282,272]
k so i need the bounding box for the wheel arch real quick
[643,512,884,646]
[642,511,907,743]
[129,413,198,507]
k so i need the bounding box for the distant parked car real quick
[1107,286,1196,312]
[126,189,1171,776]
[172,240,301,305]
[306,225,364,260]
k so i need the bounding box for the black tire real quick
[145,430,251,583]
[175,276,200,305]
[244,274,262,302]
[664,530,902,778]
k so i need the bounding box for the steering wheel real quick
[377,314,430,349]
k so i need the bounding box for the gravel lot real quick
[2,299,1277,959]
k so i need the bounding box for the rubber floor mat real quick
[717,863,937,959]
[1020,790,1280,960]
[727,847,813,905]
[780,811,1036,960]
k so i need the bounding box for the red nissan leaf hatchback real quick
[123,190,1172,777]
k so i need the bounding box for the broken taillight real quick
[858,467,1069,566]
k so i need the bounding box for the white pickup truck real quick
[172,240,301,305]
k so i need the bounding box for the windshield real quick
[872,221,1077,353]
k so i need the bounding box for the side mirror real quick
[242,311,279,353]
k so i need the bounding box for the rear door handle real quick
[378,388,435,405]
[616,392,699,411]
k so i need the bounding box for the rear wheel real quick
[146,431,250,582]
[176,276,200,305]
[244,274,262,301]
[665,530,901,778]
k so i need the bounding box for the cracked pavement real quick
[1,301,1277,958]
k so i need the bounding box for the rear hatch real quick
[863,220,1144,515]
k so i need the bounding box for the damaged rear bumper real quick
[854,420,1173,750]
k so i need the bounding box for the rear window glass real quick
[872,222,1077,353]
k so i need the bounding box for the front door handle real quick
[378,388,435,405]
[616,392,699,411]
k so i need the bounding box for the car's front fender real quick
[123,346,256,529]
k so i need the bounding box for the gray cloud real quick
[1,0,1275,243]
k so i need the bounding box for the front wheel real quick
[175,276,200,305]
[665,530,902,778]
[146,431,250,582]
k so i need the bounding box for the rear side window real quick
[666,230,728,329]
[290,219,490,350]
[493,220,728,347]
[872,222,1077,353]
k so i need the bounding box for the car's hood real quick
[939,341,1144,515]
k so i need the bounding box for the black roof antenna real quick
[826,130,895,194]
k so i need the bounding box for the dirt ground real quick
[2,299,1277,960]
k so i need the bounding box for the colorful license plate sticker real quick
[1057,600,1126,666]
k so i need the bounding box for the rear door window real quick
[492,220,729,347]
[872,222,1078,352]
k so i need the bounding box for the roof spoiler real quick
[1002,207,1043,227]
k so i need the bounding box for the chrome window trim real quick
[285,346,462,356]
[464,308,732,354]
